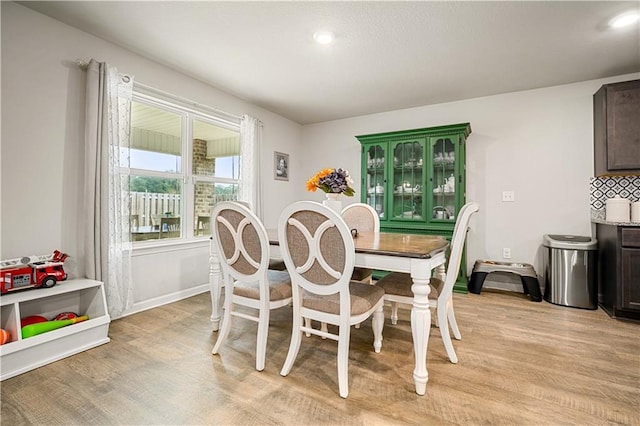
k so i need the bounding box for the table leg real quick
[434,263,446,329]
[435,263,446,282]
[410,275,431,395]
[209,238,222,331]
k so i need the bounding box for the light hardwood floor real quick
[1,289,639,425]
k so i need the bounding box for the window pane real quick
[129,101,182,173]
[193,181,238,236]
[130,175,182,241]
[193,119,240,179]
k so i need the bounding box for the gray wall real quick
[299,73,640,290]
[3,2,638,305]
[1,2,302,315]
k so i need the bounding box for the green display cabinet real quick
[356,123,471,292]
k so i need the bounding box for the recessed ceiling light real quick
[609,10,639,28]
[313,31,334,44]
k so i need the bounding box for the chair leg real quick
[212,302,232,355]
[281,314,303,377]
[437,303,458,364]
[305,321,334,340]
[447,298,462,340]
[372,305,384,353]
[390,302,399,325]
[255,308,269,371]
[337,323,351,398]
[304,317,311,337]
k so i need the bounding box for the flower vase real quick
[322,193,342,214]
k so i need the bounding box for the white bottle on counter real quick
[605,195,630,222]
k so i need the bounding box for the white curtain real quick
[84,59,134,319]
[239,115,263,219]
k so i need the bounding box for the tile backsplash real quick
[590,176,640,213]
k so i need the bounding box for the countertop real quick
[591,218,640,227]
[591,210,640,227]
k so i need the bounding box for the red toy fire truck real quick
[0,250,68,294]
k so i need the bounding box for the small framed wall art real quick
[274,151,289,181]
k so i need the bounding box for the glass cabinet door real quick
[429,136,458,222]
[364,144,387,219]
[358,123,470,290]
[390,139,425,221]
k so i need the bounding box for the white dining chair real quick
[341,203,380,284]
[210,201,292,371]
[375,201,479,364]
[129,214,139,232]
[230,200,287,271]
[278,201,385,398]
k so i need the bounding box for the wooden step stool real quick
[468,260,542,302]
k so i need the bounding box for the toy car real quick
[1,250,68,294]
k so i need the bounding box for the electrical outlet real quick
[502,191,515,202]
[503,248,511,259]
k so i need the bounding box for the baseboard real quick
[115,283,210,320]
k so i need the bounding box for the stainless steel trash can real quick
[543,234,598,309]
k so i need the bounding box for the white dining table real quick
[209,230,449,395]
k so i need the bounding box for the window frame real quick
[127,87,241,247]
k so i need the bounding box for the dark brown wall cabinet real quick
[596,224,640,321]
[593,79,640,176]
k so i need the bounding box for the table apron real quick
[270,245,446,277]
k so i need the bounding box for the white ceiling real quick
[21,1,640,125]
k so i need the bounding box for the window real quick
[126,91,241,243]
